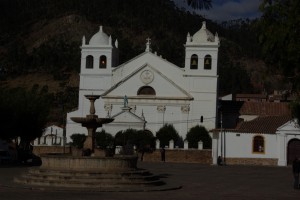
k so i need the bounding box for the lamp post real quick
[220,111,226,166]
[223,125,226,165]
[220,111,223,163]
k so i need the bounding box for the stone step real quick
[28,168,151,177]
[14,167,165,189]
[12,156,181,192]
[14,176,165,188]
[26,168,158,180]
[20,173,160,182]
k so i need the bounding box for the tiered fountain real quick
[14,95,175,191]
[71,94,112,152]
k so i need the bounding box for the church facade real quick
[66,22,220,143]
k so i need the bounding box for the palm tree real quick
[186,0,212,10]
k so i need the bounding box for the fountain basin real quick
[40,154,138,172]
[70,116,114,126]
[13,154,178,191]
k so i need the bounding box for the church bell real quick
[205,59,210,65]
[191,59,197,66]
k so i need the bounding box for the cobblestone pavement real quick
[1,162,299,200]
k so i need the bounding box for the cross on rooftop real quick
[145,37,151,52]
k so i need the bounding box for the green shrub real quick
[114,129,155,151]
[156,124,179,148]
[95,130,114,149]
[70,133,86,149]
[114,129,138,146]
[186,125,212,149]
[136,130,155,151]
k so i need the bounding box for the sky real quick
[172,0,262,21]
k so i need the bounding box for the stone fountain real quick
[14,95,178,191]
[70,95,113,152]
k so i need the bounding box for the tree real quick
[186,0,212,10]
[156,124,179,148]
[257,0,300,83]
[0,86,51,150]
[186,125,211,149]
[114,129,138,146]
[114,128,140,155]
[95,130,114,149]
[218,60,254,96]
[70,133,86,149]
[136,130,155,150]
[257,0,300,122]
[114,129,155,151]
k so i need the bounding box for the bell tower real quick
[184,21,219,76]
[80,26,118,77]
[78,26,119,115]
[183,21,220,130]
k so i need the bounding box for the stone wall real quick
[33,147,278,166]
[140,149,212,164]
[33,146,278,166]
[33,146,106,157]
[225,158,278,166]
[33,146,71,155]
[33,146,212,164]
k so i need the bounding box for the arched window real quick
[253,135,265,153]
[190,54,198,69]
[86,55,93,69]
[99,55,107,69]
[204,55,212,70]
[137,86,156,95]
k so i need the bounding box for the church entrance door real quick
[287,139,300,165]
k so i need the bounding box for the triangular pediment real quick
[112,51,184,77]
[277,120,300,133]
[103,108,146,131]
[102,63,193,100]
[110,108,145,123]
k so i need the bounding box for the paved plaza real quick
[1,161,299,200]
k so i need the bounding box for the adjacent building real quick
[212,101,300,166]
[33,125,64,146]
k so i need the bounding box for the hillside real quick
[0,0,285,124]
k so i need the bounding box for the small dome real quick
[192,21,215,43]
[89,26,109,45]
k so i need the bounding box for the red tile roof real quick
[239,102,291,116]
[214,101,293,134]
[234,115,292,134]
[236,94,267,99]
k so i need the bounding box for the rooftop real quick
[234,115,292,134]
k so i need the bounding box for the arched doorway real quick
[287,139,300,165]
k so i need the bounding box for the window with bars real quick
[99,55,107,68]
[86,55,93,69]
[253,135,265,153]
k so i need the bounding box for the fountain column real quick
[84,95,100,151]
[88,95,97,115]
[71,95,114,153]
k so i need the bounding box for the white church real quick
[66,21,220,142]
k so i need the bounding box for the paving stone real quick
[1,162,300,200]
